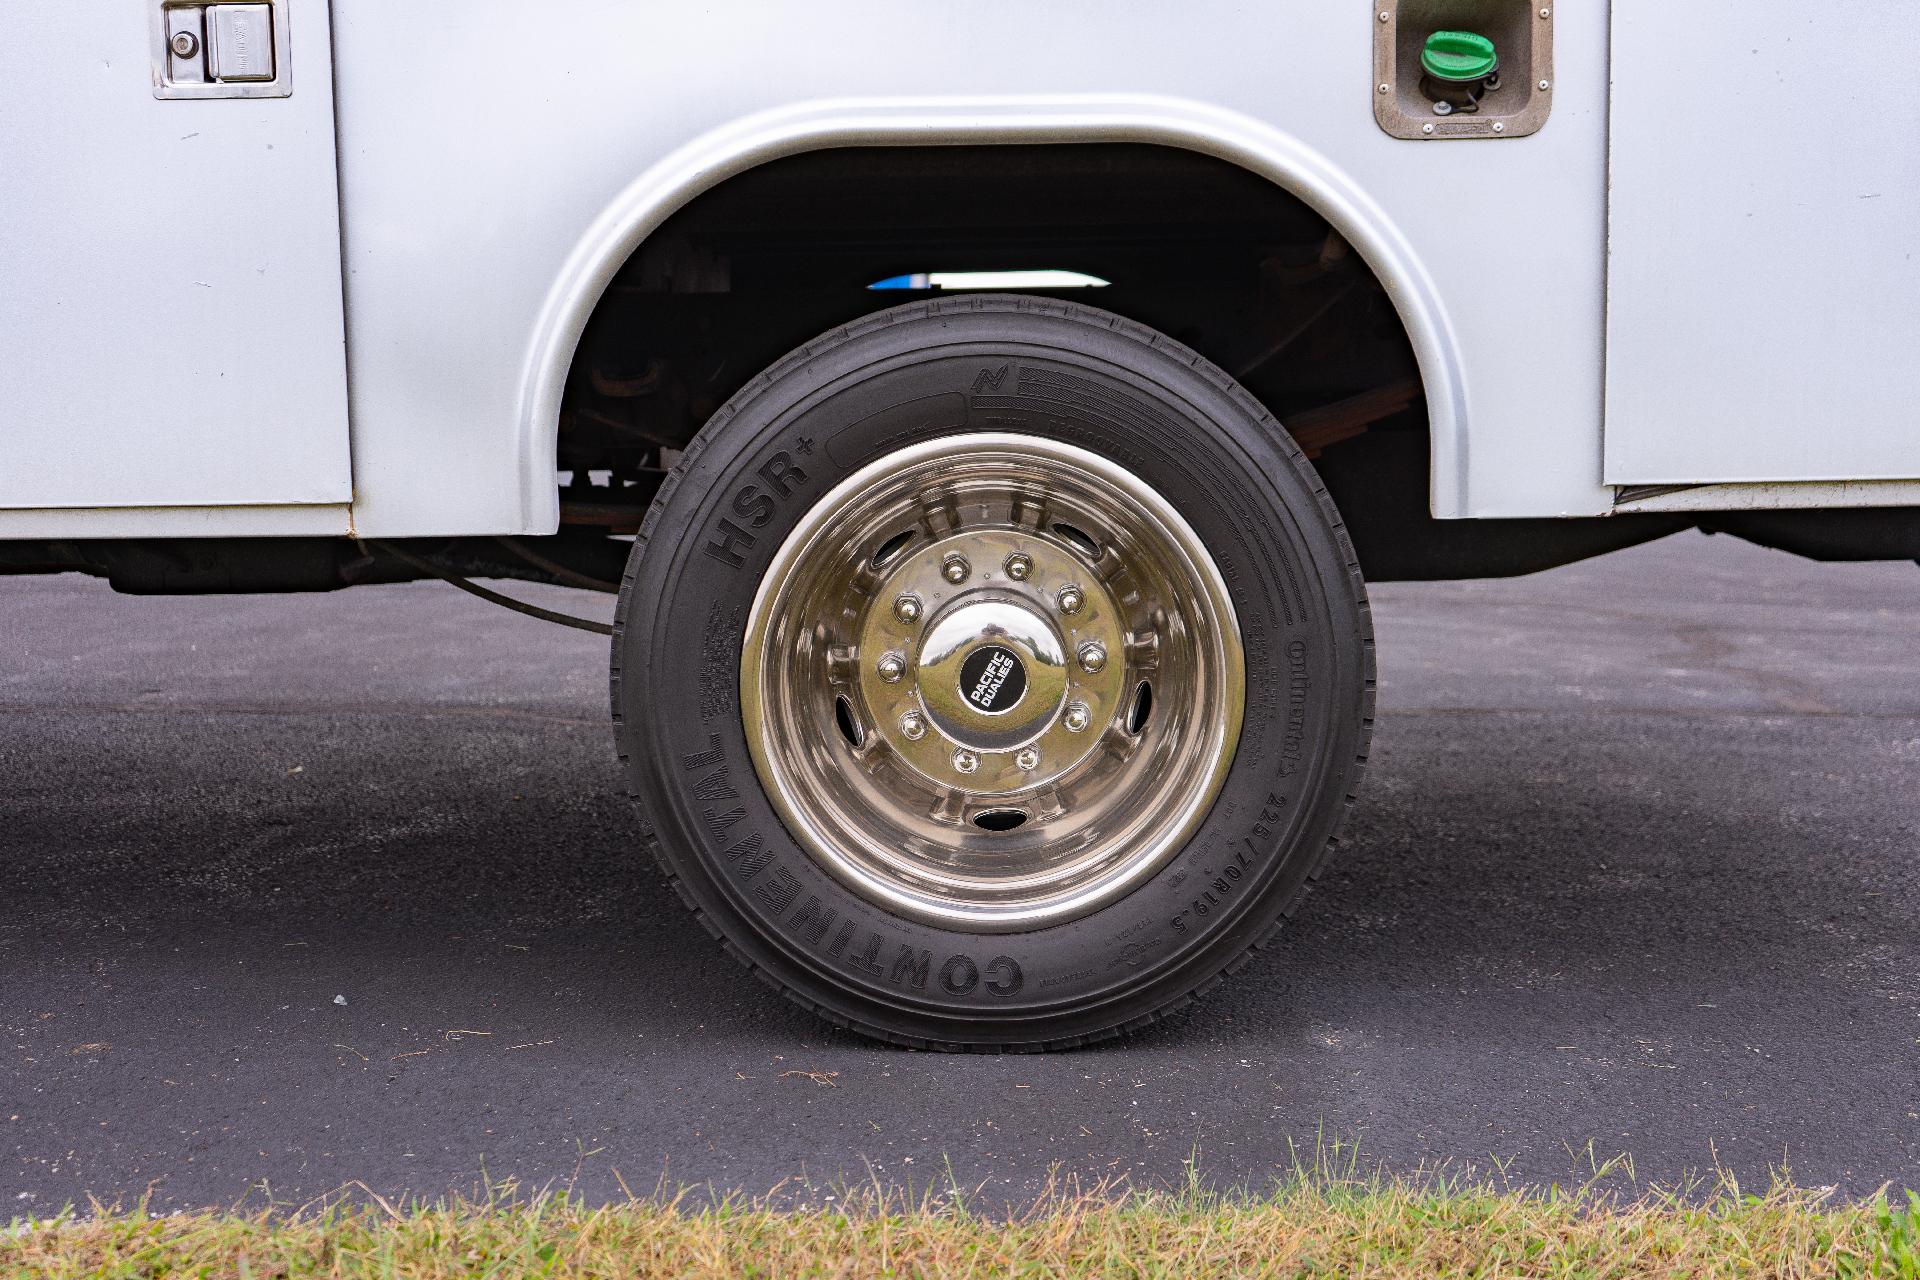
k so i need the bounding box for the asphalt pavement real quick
[2,531,1916,1211]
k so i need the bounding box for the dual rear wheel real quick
[612,297,1372,1049]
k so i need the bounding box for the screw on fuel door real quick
[1371,2,1553,141]
[1421,29,1499,115]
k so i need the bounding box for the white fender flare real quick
[517,95,1469,528]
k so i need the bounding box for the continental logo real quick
[680,735,1024,999]
[1278,639,1309,776]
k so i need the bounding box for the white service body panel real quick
[326,0,1609,533]
[4,2,1919,539]
[0,0,350,511]
[1605,2,1920,486]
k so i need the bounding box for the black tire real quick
[612,295,1373,1050]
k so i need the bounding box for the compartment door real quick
[1604,2,1920,485]
[1,0,350,509]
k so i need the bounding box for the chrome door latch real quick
[153,0,291,99]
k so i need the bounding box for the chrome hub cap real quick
[741,432,1244,931]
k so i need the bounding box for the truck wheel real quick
[612,296,1373,1050]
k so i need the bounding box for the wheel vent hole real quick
[972,808,1029,832]
[871,529,915,569]
[833,695,864,749]
[1050,521,1101,559]
[1127,681,1154,735]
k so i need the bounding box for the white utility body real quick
[4,1,1916,539]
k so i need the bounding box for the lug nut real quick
[893,593,922,623]
[899,711,926,740]
[877,651,906,683]
[1015,747,1039,771]
[1004,552,1032,581]
[1064,702,1091,733]
[1077,642,1107,673]
[1056,585,1084,615]
[941,554,970,584]
[952,748,979,774]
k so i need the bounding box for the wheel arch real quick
[516,95,1470,532]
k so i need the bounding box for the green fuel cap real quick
[1421,30,1498,82]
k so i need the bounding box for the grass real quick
[5,1173,1916,1279]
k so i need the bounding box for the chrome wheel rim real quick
[740,432,1244,931]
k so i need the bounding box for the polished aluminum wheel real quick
[741,432,1244,931]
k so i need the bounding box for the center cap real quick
[959,644,1027,715]
[912,596,1068,752]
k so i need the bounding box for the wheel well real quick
[552,142,1677,579]
[557,146,1417,482]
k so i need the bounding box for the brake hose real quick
[365,540,615,636]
